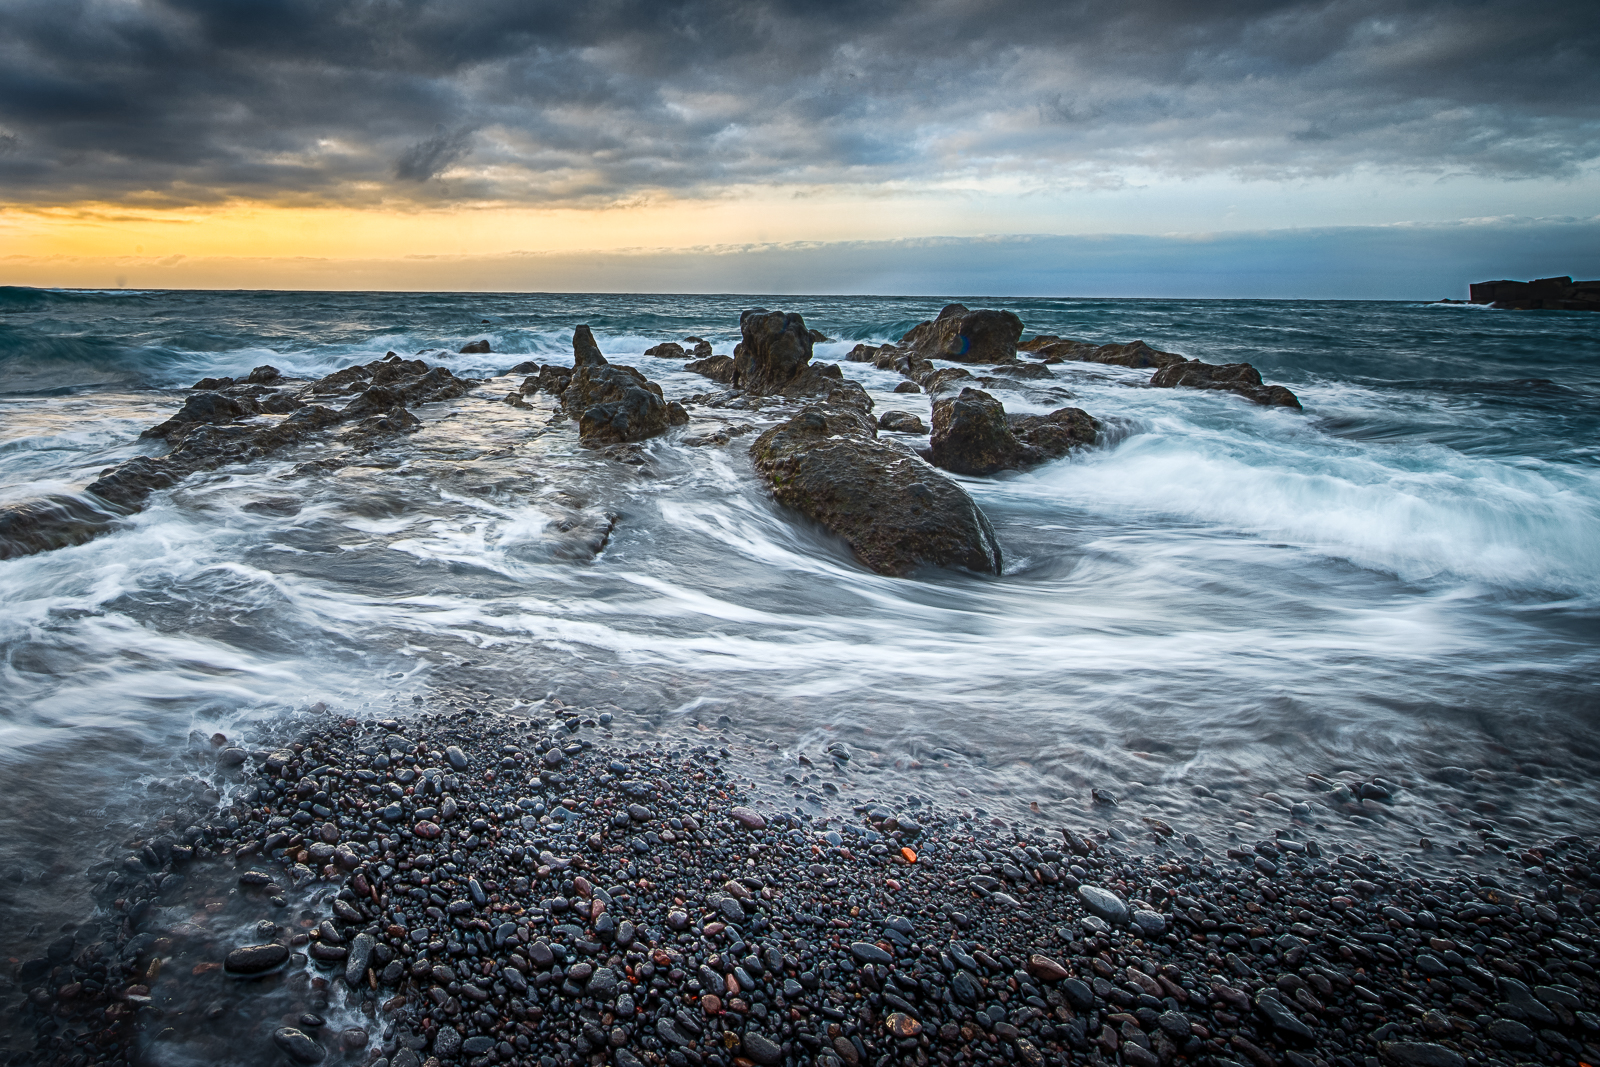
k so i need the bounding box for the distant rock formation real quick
[1469,276,1600,311]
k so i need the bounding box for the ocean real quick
[1,287,1598,983]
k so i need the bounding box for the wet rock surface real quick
[750,406,1003,576]
[731,310,872,410]
[21,709,1600,1067]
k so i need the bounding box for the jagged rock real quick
[733,309,816,394]
[559,329,687,444]
[1150,361,1301,408]
[572,325,608,368]
[245,364,282,384]
[645,342,687,358]
[845,343,883,362]
[683,337,713,358]
[502,360,541,375]
[459,339,491,354]
[930,388,1097,475]
[749,406,1002,577]
[877,411,927,434]
[191,376,235,390]
[900,304,1024,364]
[685,355,736,384]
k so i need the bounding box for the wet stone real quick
[225,943,289,974]
[272,1027,326,1064]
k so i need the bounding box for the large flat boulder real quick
[750,407,1002,577]
[900,304,1023,364]
[1149,361,1301,408]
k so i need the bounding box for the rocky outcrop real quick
[1036,339,1186,369]
[734,310,813,393]
[749,407,1002,577]
[644,342,687,358]
[899,304,1024,364]
[929,388,1098,476]
[1469,276,1600,311]
[557,328,688,445]
[684,337,713,358]
[459,339,491,354]
[1149,361,1301,409]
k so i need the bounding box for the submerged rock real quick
[749,406,1002,576]
[1036,338,1186,369]
[899,304,1024,364]
[1150,360,1302,408]
[929,388,1097,476]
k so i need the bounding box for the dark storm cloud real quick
[0,0,1595,207]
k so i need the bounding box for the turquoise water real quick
[1,287,1598,944]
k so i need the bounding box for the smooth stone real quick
[741,1032,784,1066]
[1380,1042,1466,1067]
[730,806,767,829]
[850,941,893,965]
[272,1027,326,1064]
[1131,909,1167,936]
[226,943,289,974]
[1078,885,1131,924]
[445,745,468,770]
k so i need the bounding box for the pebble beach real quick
[14,707,1600,1067]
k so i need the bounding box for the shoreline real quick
[15,708,1600,1067]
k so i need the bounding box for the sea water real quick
[1,287,1597,965]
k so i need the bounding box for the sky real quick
[1,0,1597,296]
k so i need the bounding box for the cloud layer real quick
[1,0,1596,209]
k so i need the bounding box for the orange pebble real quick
[900,847,917,864]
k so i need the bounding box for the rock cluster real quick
[558,328,689,445]
[750,407,1003,576]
